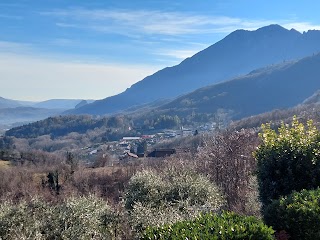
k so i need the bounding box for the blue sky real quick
[1,0,320,101]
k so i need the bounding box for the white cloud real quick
[0,53,161,101]
[155,49,202,60]
[282,22,320,32]
[44,8,320,37]
[41,8,320,63]
[43,9,274,36]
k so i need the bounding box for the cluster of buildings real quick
[80,123,220,165]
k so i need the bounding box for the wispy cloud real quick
[282,22,320,32]
[42,8,274,36]
[41,8,320,63]
[43,8,320,38]
[155,48,203,60]
[0,14,23,20]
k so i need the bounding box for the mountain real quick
[155,53,320,120]
[0,107,62,126]
[302,90,320,105]
[0,97,23,109]
[0,97,96,132]
[6,53,320,140]
[33,99,95,109]
[231,100,320,131]
[0,97,95,110]
[68,24,320,115]
[75,100,89,109]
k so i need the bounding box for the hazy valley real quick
[0,98,94,133]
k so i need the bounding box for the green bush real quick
[264,188,320,240]
[254,117,320,207]
[141,211,274,240]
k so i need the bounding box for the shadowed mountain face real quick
[158,53,320,120]
[68,24,320,115]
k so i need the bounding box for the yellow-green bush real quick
[254,117,320,207]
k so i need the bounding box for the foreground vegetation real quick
[142,212,274,240]
[0,196,116,239]
[1,116,320,239]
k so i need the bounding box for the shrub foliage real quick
[197,129,260,214]
[141,211,274,240]
[0,196,122,240]
[264,188,320,240]
[254,116,320,206]
[125,167,225,233]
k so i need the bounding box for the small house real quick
[147,148,176,158]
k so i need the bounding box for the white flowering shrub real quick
[0,198,50,240]
[164,166,224,209]
[49,195,112,239]
[125,167,225,234]
[125,169,167,210]
[0,196,122,240]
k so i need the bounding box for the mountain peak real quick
[257,24,287,32]
[69,24,320,115]
[224,24,297,43]
[256,24,302,36]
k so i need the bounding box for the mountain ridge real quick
[0,97,23,109]
[67,24,320,115]
[156,53,320,120]
[0,97,95,110]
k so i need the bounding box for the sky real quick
[1,0,320,101]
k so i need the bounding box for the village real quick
[79,122,220,166]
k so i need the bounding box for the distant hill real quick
[156,53,320,120]
[0,97,22,109]
[230,102,320,131]
[75,100,88,109]
[0,97,95,131]
[33,99,95,109]
[68,24,320,115]
[302,90,320,105]
[0,97,95,110]
[0,107,62,126]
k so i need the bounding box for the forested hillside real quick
[157,53,320,119]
